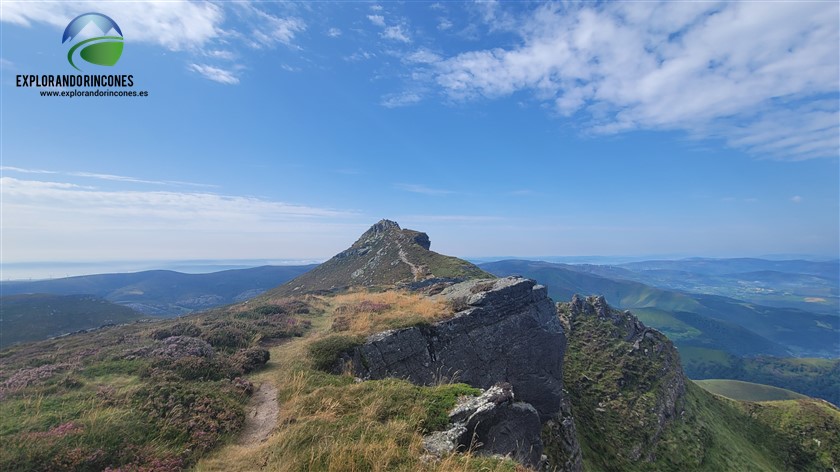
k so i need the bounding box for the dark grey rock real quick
[424,383,544,469]
[350,277,566,419]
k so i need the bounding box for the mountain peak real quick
[266,219,488,296]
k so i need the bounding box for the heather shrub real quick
[233,347,270,374]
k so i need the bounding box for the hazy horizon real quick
[2,2,838,275]
[3,252,839,281]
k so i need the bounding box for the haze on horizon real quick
[2,1,838,270]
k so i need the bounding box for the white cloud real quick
[1,177,362,261]
[381,92,422,108]
[2,167,214,187]
[437,18,453,31]
[1,166,57,174]
[429,2,839,160]
[382,25,411,43]
[367,14,385,27]
[394,183,453,196]
[245,7,306,48]
[791,195,804,204]
[370,5,383,12]
[344,50,376,62]
[405,49,442,64]
[188,63,241,84]
[204,49,236,60]
[327,27,342,38]
[1,1,223,50]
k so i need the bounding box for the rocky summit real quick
[266,219,489,296]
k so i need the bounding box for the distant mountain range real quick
[481,259,838,358]
[0,265,315,316]
[565,258,839,315]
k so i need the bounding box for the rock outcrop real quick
[423,383,544,468]
[344,277,583,471]
[350,277,566,418]
[266,220,489,296]
[558,294,686,465]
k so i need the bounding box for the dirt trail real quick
[237,382,279,445]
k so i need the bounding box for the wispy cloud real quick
[791,195,804,204]
[1,166,57,174]
[1,1,223,50]
[1,177,363,261]
[367,14,385,27]
[382,25,411,43]
[381,92,422,108]
[188,63,241,84]
[1,1,304,84]
[327,27,342,38]
[2,167,215,188]
[422,2,839,160]
[244,6,306,48]
[394,183,454,196]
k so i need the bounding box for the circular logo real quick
[62,13,124,71]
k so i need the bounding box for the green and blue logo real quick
[62,13,123,71]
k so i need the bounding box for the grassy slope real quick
[746,399,840,470]
[0,297,314,471]
[1,290,518,472]
[682,349,840,406]
[694,379,807,402]
[196,290,520,472]
[0,294,146,348]
[561,301,832,472]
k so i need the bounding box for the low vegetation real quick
[560,301,839,472]
[2,290,522,471]
[0,294,145,348]
[0,297,317,471]
[683,349,840,405]
[694,379,807,402]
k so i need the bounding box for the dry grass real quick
[329,290,452,336]
[193,291,523,472]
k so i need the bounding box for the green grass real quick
[559,299,836,472]
[683,353,840,406]
[746,399,840,470]
[0,298,320,471]
[679,346,734,366]
[0,294,146,348]
[695,379,808,402]
[632,308,702,341]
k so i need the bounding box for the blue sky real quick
[1,1,838,276]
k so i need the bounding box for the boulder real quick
[423,383,544,469]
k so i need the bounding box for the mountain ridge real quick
[265,219,490,297]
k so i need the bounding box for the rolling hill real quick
[0,294,145,347]
[481,259,838,358]
[568,258,839,315]
[0,265,315,316]
[694,379,808,402]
